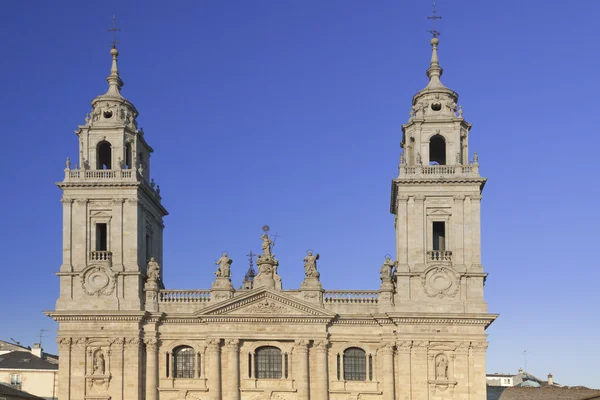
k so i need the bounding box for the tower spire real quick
[424,36,445,89]
[105,16,123,97]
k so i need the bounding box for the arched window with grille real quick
[173,346,195,378]
[255,346,282,379]
[343,347,366,381]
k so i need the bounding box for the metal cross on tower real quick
[427,3,442,38]
[108,15,121,48]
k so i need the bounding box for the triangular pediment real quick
[196,288,337,318]
[427,209,452,216]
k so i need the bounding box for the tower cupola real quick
[87,46,139,131]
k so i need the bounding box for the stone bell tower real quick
[55,46,168,312]
[391,35,488,314]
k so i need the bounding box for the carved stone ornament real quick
[421,266,460,299]
[80,265,116,297]
[144,338,159,350]
[57,337,72,349]
[245,298,289,314]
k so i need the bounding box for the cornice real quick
[44,310,147,322]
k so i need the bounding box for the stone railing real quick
[89,251,113,262]
[427,250,452,262]
[158,290,211,303]
[399,164,479,178]
[65,168,137,181]
[323,290,379,304]
[63,168,162,200]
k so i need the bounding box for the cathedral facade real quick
[47,36,496,400]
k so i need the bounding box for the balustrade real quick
[427,250,452,262]
[89,251,112,261]
[158,290,211,303]
[398,164,479,177]
[323,290,379,304]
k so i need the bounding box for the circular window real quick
[103,110,113,119]
[431,103,442,111]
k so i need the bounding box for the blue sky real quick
[1,0,599,388]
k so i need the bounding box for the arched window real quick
[125,142,132,169]
[429,134,446,165]
[343,347,366,381]
[173,346,195,378]
[255,346,282,379]
[97,141,112,169]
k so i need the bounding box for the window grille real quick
[173,346,195,378]
[368,354,373,381]
[255,346,282,379]
[343,347,366,381]
[337,354,341,380]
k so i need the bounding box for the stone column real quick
[470,195,483,271]
[452,195,465,268]
[313,340,329,400]
[111,198,125,271]
[396,341,412,400]
[71,338,87,400]
[60,198,73,272]
[226,339,240,400]
[395,195,409,270]
[124,338,141,400]
[414,196,426,269]
[470,342,488,400]
[411,341,428,400]
[56,338,72,400]
[144,339,159,400]
[294,340,310,400]
[379,343,395,400]
[453,342,470,399]
[463,196,472,270]
[207,339,222,400]
[109,338,125,400]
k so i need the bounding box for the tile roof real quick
[0,383,46,399]
[488,386,600,400]
[0,351,58,371]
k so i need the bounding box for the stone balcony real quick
[62,167,161,199]
[427,250,452,263]
[398,164,479,178]
[89,251,113,262]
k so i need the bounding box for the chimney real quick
[31,343,42,358]
[547,373,554,385]
[518,368,523,374]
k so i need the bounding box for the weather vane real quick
[108,15,121,48]
[427,3,442,38]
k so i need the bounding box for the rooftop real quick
[0,351,58,371]
[0,383,46,399]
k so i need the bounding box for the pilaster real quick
[470,342,488,400]
[60,198,74,272]
[207,339,222,400]
[109,338,124,400]
[411,341,428,400]
[57,337,72,400]
[294,340,310,400]
[124,338,141,400]
[396,340,412,400]
[226,339,240,400]
[379,342,395,400]
[470,195,483,271]
[313,340,329,400]
[144,338,159,400]
[396,195,409,270]
[71,337,87,400]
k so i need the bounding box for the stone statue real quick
[380,256,395,283]
[303,251,320,278]
[458,105,463,117]
[156,185,161,195]
[261,233,274,258]
[416,152,422,165]
[65,157,71,170]
[150,178,156,188]
[147,257,160,282]
[93,351,105,375]
[435,354,449,380]
[410,107,417,118]
[473,152,479,164]
[85,113,90,124]
[399,152,405,165]
[82,158,90,170]
[446,99,457,113]
[215,252,232,278]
